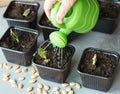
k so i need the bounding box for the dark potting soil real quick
[0,29,36,52]
[34,42,73,69]
[40,13,56,28]
[79,49,117,78]
[99,1,120,19]
[6,3,37,20]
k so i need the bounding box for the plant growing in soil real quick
[10,29,19,43]
[37,47,50,65]
[22,8,31,17]
[33,40,75,83]
[92,54,97,65]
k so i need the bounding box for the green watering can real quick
[49,0,99,48]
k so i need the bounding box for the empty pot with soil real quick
[93,1,120,34]
[0,26,38,66]
[3,1,40,29]
[33,40,75,83]
[77,47,119,91]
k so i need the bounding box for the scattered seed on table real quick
[42,90,48,94]
[6,65,12,69]
[52,86,60,92]
[3,63,7,69]
[31,68,36,74]
[3,73,10,77]
[54,90,60,94]
[34,72,39,77]
[19,77,25,81]
[12,83,18,88]
[66,87,72,92]
[69,82,76,86]
[62,83,69,87]
[31,74,38,79]
[37,88,42,93]
[38,83,43,89]
[27,87,33,92]
[75,83,81,89]
[62,90,68,94]
[29,79,37,84]
[22,68,28,73]
[44,84,50,91]
[15,68,22,73]
[68,90,74,94]
[18,83,24,89]
[9,78,17,84]
[0,63,3,68]
[13,65,20,71]
[2,76,9,81]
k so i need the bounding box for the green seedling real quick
[22,8,31,17]
[92,54,97,65]
[10,29,19,43]
[38,48,47,59]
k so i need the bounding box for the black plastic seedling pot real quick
[93,1,120,34]
[3,1,40,29]
[0,26,38,66]
[38,13,59,40]
[33,40,75,83]
[77,47,119,91]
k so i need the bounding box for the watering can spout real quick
[49,0,99,48]
[49,29,72,48]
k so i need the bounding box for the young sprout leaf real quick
[10,29,19,43]
[22,8,31,17]
[38,48,47,59]
[92,54,97,65]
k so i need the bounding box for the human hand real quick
[44,0,76,24]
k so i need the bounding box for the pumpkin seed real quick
[22,68,28,73]
[18,83,24,89]
[44,84,50,91]
[3,73,10,77]
[38,83,43,89]
[66,87,72,92]
[68,90,74,94]
[69,82,76,86]
[9,78,17,84]
[62,90,67,94]
[29,79,37,84]
[62,83,69,87]
[27,87,33,92]
[75,83,81,89]
[19,77,25,81]
[42,90,48,94]
[15,68,22,73]
[52,87,60,92]
[31,68,36,74]
[2,76,9,81]
[13,65,20,71]
[0,63,3,68]
[12,83,18,88]
[37,88,42,93]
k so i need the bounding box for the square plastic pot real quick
[93,1,120,34]
[3,1,40,29]
[33,40,75,83]
[0,26,39,66]
[77,47,119,91]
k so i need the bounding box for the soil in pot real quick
[99,1,120,19]
[6,2,38,21]
[34,41,73,69]
[79,49,118,78]
[40,13,56,28]
[0,28,36,52]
